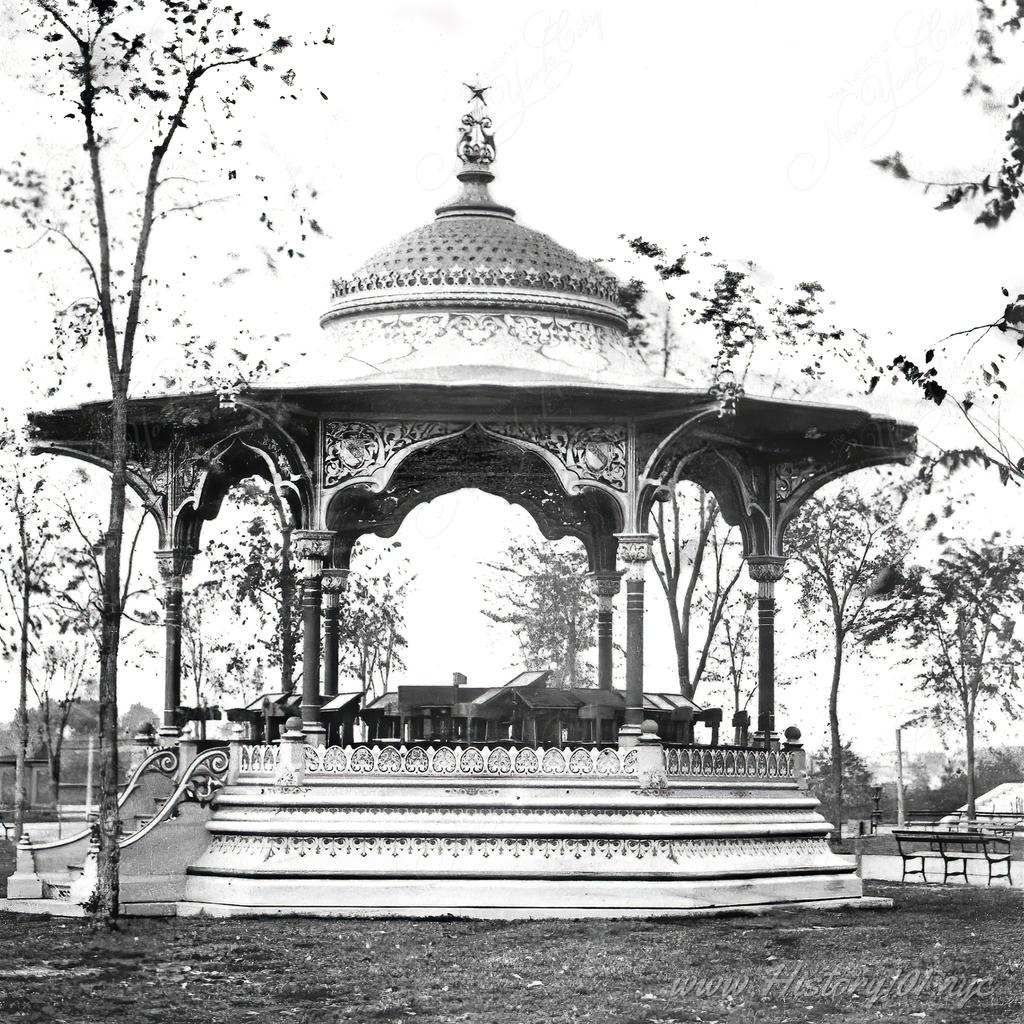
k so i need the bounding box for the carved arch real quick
[325,428,623,572]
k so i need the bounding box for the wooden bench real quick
[893,829,1013,886]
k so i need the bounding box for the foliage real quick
[809,742,881,824]
[201,479,299,694]
[870,1,1024,483]
[485,539,596,688]
[898,535,1024,816]
[607,235,879,407]
[903,746,1024,815]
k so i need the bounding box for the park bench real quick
[893,828,1013,886]
[0,814,10,841]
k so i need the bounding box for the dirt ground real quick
[0,883,1020,1024]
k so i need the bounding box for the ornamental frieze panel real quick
[323,421,466,488]
[330,265,620,304]
[322,420,629,499]
[480,422,628,493]
[206,832,831,864]
[328,312,631,370]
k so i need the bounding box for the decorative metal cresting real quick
[458,80,496,165]
[238,744,281,776]
[665,746,795,780]
[299,743,639,778]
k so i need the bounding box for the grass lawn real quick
[0,883,1021,1024]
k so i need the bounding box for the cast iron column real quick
[294,530,334,746]
[746,555,787,750]
[321,568,350,699]
[615,534,654,745]
[155,548,193,746]
[588,570,623,691]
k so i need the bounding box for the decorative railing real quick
[238,744,280,777]
[303,744,639,778]
[236,743,797,782]
[666,747,794,780]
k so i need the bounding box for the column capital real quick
[155,547,193,583]
[614,533,655,582]
[746,554,787,596]
[293,530,334,578]
[321,567,350,609]
[588,569,624,612]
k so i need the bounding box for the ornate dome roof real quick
[330,215,621,309]
[318,89,647,381]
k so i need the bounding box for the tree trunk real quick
[829,632,844,844]
[280,525,295,694]
[94,383,129,926]
[566,613,577,688]
[965,696,977,820]
[12,573,30,841]
[667,597,689,698]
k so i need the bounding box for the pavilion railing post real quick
[322,569,349,701]
[746,555,787,751]
[294,531,334,748]
[155,548,193,747]
[588,570,624,692]
[615,534,654,747]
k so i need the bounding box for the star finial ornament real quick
[463,81,490,106]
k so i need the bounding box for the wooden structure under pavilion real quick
[358,671,714,746]
[14,87,917,918]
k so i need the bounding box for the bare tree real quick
[786,483,911,836]
[32,639,96,800]
[651,485,745,702]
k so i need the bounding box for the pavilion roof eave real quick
[29,372,915,441]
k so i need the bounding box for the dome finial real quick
[435,80,514,220]
[457,79,496,167]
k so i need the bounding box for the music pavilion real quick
[13,90,914,917]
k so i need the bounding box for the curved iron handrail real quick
[119,747,229,851]
[28,746,180,853]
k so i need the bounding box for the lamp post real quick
[895,713,927,826]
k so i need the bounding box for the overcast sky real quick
[1,1,1021,765]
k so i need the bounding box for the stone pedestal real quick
[6,835,43,899]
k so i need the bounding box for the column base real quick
[302,724,327,748]
[617,724,642,747]
[754,731,780,751]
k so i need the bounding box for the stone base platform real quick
[177,742,867,918]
